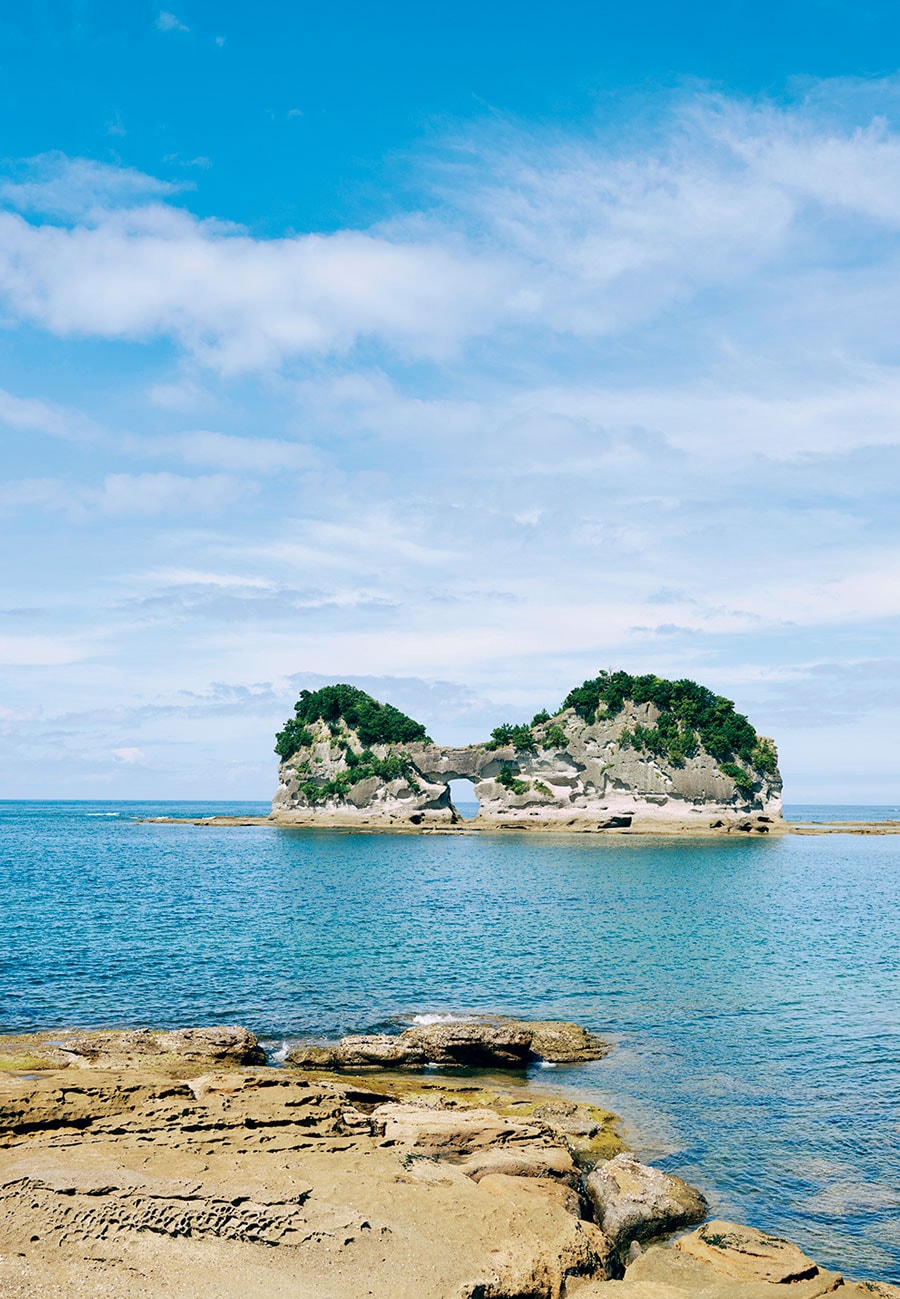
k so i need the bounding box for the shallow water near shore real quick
[1,800,898,1282]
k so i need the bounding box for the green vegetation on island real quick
[296,747,416,805]
[273,672,779,806]
[485,718,567,751]
[561,670,777,779]
[497,762,531,795]
[275,684,430,759]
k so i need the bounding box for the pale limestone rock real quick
[272,703,783,833]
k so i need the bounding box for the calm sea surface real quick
[1,800,898,1282]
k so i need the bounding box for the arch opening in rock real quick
[449,778,480,821]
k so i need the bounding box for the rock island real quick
[271,670,783,834]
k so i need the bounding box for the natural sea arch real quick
[449,778,480,820]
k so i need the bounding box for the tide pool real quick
[1,800,898,1282]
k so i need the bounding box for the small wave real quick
[411,1012,471,1026]
[269,1041,291,1064]
[85,812,120,817]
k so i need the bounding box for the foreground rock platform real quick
[0,1027,895,1299]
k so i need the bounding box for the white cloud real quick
[0,633,91,666]
[0,153,178,220]
[156,11,189,33]
[3,94,900,390]
[0,472,248,518]
[137,430,319,473]
[0,206,510,371]
[139,568,278,590]
[93,472,248,516]
[0,388,93,440]
[113,746,145,763]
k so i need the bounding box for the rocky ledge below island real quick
[0,1020,896,1299]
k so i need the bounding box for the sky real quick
[2,1,900,803]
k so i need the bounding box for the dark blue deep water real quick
[1,801,898,1283]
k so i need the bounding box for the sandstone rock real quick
[284,1043,341,1068]
[338,1034,427,1068]
[531,1099,624,1168]
[675,1220,821,1283]
[403,1020,534,1066]
[156,1026,265,1065]
[457,1144,577,1184]
[527,1020,609,1062]
[0,1060,619,1299]
[584,1153,708,1253]
[478,1170,584,1217]
[840,1283,900,1298]
[370,1102,545,1154]
[54,1025,265,1068]
[285,1018,609,1072]
[573,1243,844,1297]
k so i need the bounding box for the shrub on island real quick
[275,684,430,759]
[561,670,777,781]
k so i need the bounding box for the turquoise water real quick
[1,801,898,1283]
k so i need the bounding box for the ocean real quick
[1,800,898,1282]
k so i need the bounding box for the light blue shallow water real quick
[1,801,898,1282]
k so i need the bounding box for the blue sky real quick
[2,1,900,801]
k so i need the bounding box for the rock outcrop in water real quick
[285,1018,609,1070]
[271,673,783,833]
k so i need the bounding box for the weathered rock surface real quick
[676,1220,822,1283]
[272,700,783,833]
[0,1025,265,1071]
[575,1219,900,1298]
[0,1055,616,1299]
[0,1038,894,1299]
[285,1018,609,1070]
[585,1152,709,1254]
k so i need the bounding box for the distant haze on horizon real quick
[1,1,899,804]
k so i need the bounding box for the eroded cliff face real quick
[272,702,783,833]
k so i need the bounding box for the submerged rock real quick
[584,1152,708,1254]
[285,1018,609,1071]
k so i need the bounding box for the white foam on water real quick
[269,1041,291,1063]
[85,812,120,817]
[411,1012,471,1025]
